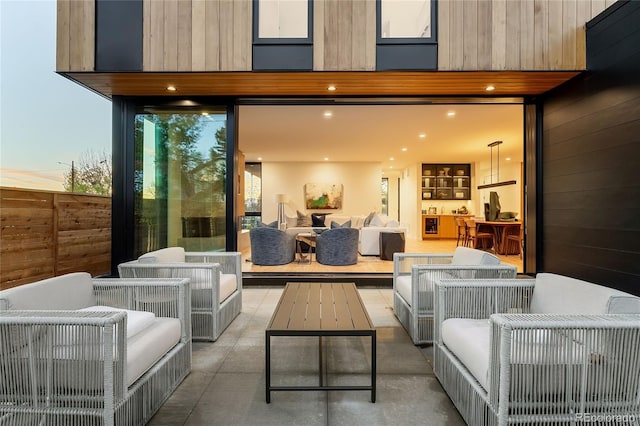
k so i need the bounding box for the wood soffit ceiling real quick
[62,71,581,99]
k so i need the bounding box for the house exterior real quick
[56,0,640,294]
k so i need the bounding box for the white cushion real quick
[219,273,238,303]
[369,214,388,227]
[386,219,400,227]
[530,273,640,315]
[324,214,351,226]
[396,275,412,306]
[441,318,491,389]
[138,247,186,264]
[450,247,500,265]
[285,215,298,228]
[0,272,96,310]
[79,306,156,338]
[126,317,181,386]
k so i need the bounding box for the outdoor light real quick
[486,85,495,91]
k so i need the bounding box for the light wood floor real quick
[241,238,523,274]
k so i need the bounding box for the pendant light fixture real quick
[477,141,517,189]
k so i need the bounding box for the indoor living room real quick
[237,103,525,278]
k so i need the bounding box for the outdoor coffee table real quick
[265,282,376,403]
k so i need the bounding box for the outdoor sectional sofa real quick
[433,273,640,425]
[0,272,191,426]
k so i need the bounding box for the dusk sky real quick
[0,0,112,191]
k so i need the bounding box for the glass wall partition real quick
[134,108,228,255]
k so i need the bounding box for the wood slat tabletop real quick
[267,282,374,332]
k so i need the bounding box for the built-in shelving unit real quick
[421,164,471,200]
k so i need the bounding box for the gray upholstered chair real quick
[250,227,296,265]
[316,227,359,266]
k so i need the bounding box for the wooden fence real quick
[0,187,111,289]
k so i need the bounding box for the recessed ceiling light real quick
[419,133,426,138]
[447,111,456,117]
[166,85,177,91]
[202,112,209,116]
[324,157,329,161]
[505,157,511,161]
[324,111,333,118]
[389,166,393,169]
[389,157,394,161]
[401,147,408,152]
[327,85,336,91]
[257,157,263,161]
[486,85,495,91]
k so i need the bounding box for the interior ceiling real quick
[238,104,524,171]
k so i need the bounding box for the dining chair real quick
[505,226,524,258]
[454,217,468,247]
[465,218,495,251]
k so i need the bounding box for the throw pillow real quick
[370,214,388,227]
[330,220,351,229]
[363,211,376,227]
[386,219,400,227]
[311,213,327,227]
[259,220,278,228]
[296,210,312,227]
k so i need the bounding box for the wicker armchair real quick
[433,274,640,426]
[315,227,359,266]
[118,247,242,341]
[393,247,517,345]
[0,273,191,426]
[250,227,296,265]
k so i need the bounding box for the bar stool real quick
[454,217,468,247]
[465,218,495,252]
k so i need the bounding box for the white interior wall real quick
[384,170,401,221]
[399,164,420,239]
[474,160,523,219]
[261,162,383,222]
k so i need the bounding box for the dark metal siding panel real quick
[96,0,143,72]
[541,0,640,295]
[253,45,313,71]
[376,45,437,71]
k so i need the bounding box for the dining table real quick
[473,220,522,255]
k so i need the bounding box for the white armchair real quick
[0,273,191,426]
[433,273,640,426]
[118,247,242,341]
[393,247,517,345]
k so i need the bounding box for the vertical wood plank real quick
[324,0,339,70]
[164,0,179,70]
[547,0,563,69]
[351,0,366,70]
[591,0,607,16]
[450,0,464,70]
[81,0,95,71]
[437,0,450,70]
[575,0,591,69]
[148,0,165,70]
[68,1,82,70]
[313,0,325,70]
[56,0,70,71]
[191,0,206,70]
[178,0,193,71]
[562,0,577,70]
[476,0,492,70]
[364,0,376,71]
[232,0,251,70]
[533,0,548,70]
[205,0,221,71]
[520,0,535,69]
[505,0,520,69]
[337,0,353,70]
[462,0,478,70]
[143,0,151,70]
[219,0,234,70]
[491,0,506,70]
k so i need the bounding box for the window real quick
[258,0,308,39]
[242,162,262,230]
[381,177,389,215]
[252,0,313,70]
[134,109,227,255]
[380,0,431,39]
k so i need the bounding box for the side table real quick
[379,231,405,261]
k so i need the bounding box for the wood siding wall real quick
[56,0,95,71]
[314,0,376,71]
[541,1,640,295]
[0,188,111,289]
[438,0,618,71]
[143,0,252,71]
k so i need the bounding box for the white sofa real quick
[0,272,191,426]
[359,225,408,256]
[434,273,640,425]
[284,213,363,237]
[118,247,242,341]
[393,247,517,344]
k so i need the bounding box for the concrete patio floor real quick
[148,287,466,425]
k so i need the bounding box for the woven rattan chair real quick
[118,247,242,341]
[393,247,517,344]
[0,273,191,426]
[433,273,640,425]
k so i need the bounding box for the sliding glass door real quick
[133,108,227,255]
